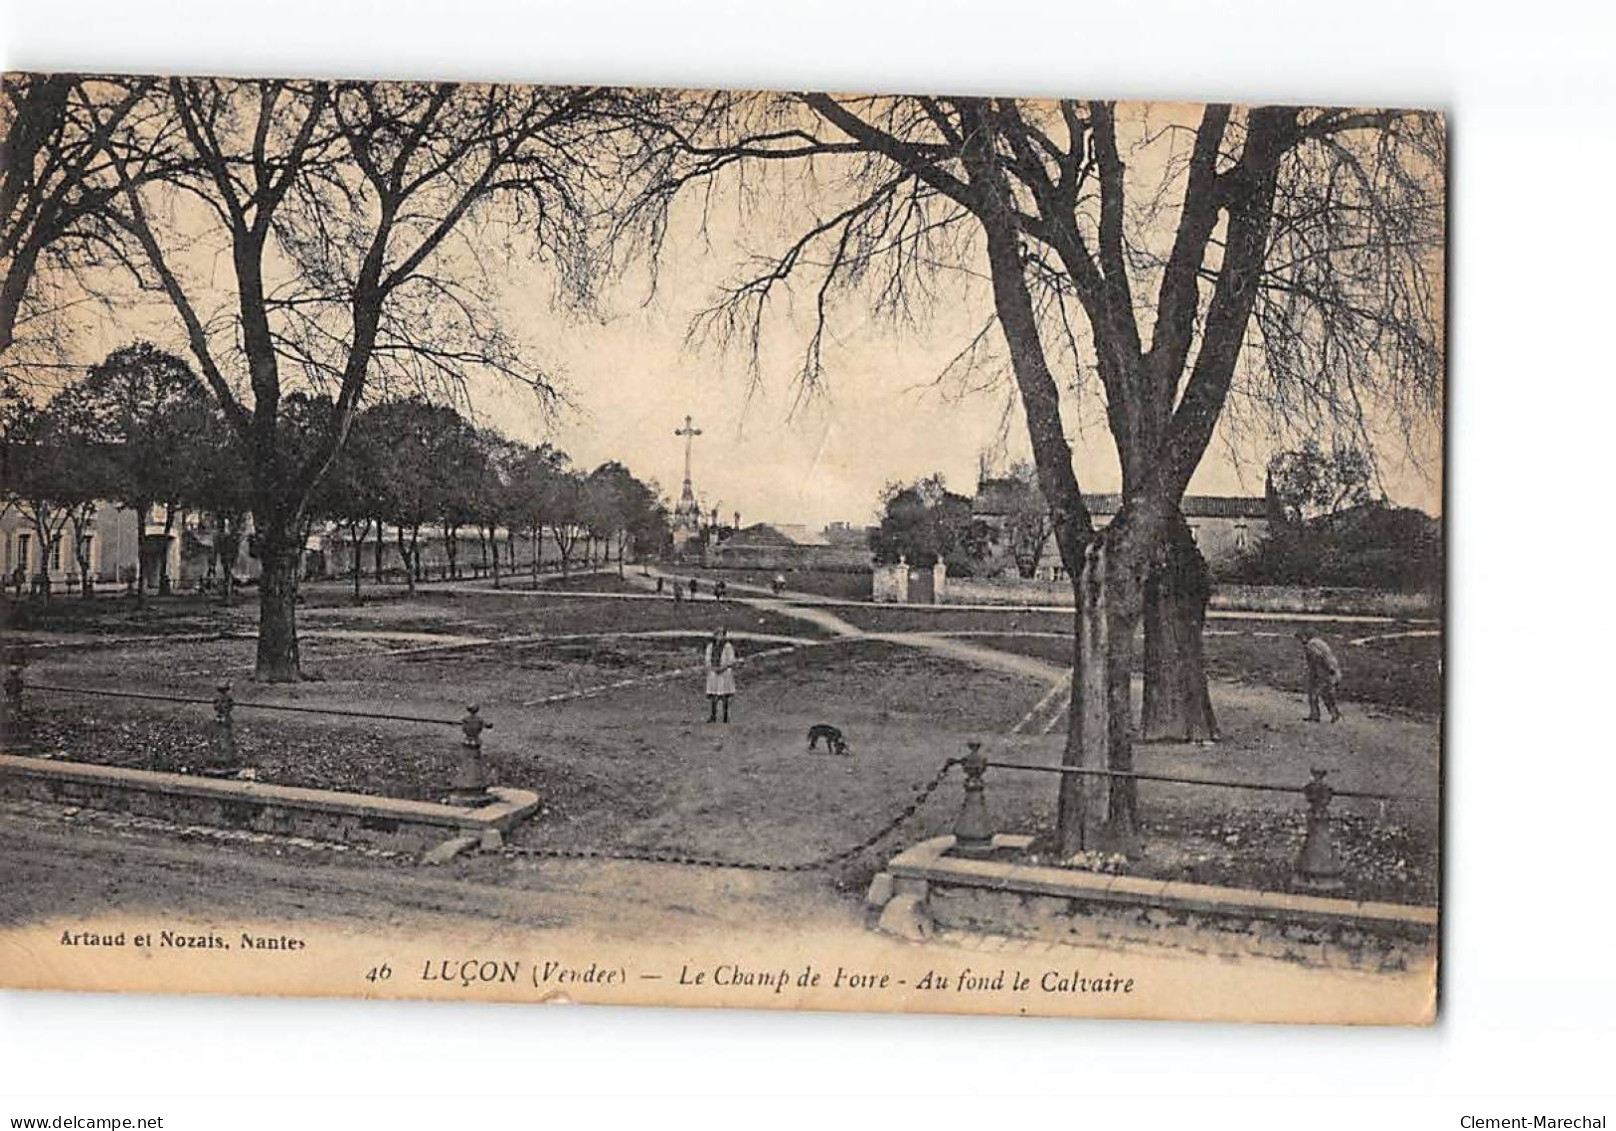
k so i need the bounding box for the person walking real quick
[704,626,737,723]
[1295,630,1343,722]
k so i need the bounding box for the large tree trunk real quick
[372,521,384,583]
[1057,545,1102,857]
[1141,514,1220,743]
[1055,536,1148,857]
[253,515,303,682]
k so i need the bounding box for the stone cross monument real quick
[672,415,703,548]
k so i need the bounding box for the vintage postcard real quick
[0,74,1443,1024]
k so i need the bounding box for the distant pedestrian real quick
[688,577,699,598]
[673,580,684,603]
[1295,630,1342,723]
[713,580,727,601]
[704,627,736,723]
[772,572,785,596]
[656,576,665,594]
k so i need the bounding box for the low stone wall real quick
[872,836,1437,974]
[0,754,539,858]
[706,544,873,572]
[939,578,1437,618]
[942,577,1071,606]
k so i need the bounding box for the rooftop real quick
[973,481,1266,521]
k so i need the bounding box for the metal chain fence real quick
[501,757,959,873]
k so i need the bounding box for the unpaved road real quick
[0,802,857,943]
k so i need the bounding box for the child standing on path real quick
[704,627,736,723]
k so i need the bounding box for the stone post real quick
[208,682,237,771]
[449,705,493,805]
[1293,768,1345,891]
[2,662,26,743]
[953,741,995,857]
[931,560,947,605]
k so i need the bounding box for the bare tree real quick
[0,75,165,366]
[86,77,634,680]
[630,94,1443,852]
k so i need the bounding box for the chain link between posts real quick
[501,758,959,873]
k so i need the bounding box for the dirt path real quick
[622,567,1432,624]
[0,802,849,941]
[631,566,1076,684]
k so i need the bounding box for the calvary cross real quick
[674,414,702,486]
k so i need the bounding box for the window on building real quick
[50,535,63,571]
[17,533,31,574]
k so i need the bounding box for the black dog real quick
[807,723,851,757]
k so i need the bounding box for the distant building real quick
[1,502,255,593]
[821,521,869,548]
[971,479,1267,581]
[708,521,874,572]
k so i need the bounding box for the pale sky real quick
[473,100,1443,530]
[27,93,1444,532]
[474,188,1442,530]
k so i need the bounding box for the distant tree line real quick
[872,448,1442,595]
[0,343,671,602]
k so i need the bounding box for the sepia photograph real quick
[0,73,1446,1026]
